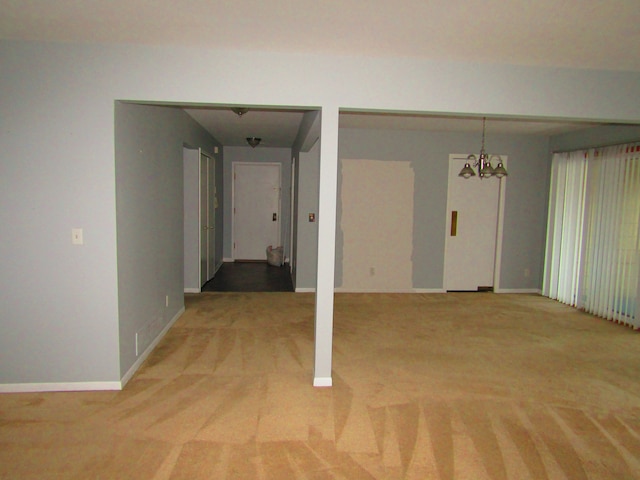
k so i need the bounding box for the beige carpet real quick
[1,293,639,479]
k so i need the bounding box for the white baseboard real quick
[334,287,446,293]
[0,381,121,393]
[494,288,542,294]
[223,257,234,262]
[184,288,201,293]
[295,287,316,293]
[313,376,333,387]
[120,306,185,388]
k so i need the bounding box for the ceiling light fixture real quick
[246,137,261,148]
[231,107,249,117]
[459,117,508,179]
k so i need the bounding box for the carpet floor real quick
[1,293,639,479]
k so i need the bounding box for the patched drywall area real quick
[340,159,414,291]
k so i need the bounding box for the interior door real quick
[207,155,216,280]
[199,153,209,286]
[444,155,505,291]
[233,163,281,260]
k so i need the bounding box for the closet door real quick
[199,153,209,286]
[199,152,216,285]
[207,155,216,281]
[184,147,216,292]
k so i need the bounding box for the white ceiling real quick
[2,1,639,71]
[184,108,308,148]
[185,107,601,147]
[4,0,637,146]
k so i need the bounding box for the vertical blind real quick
[543,143,640,328]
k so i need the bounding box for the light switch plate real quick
[72,228,84,245]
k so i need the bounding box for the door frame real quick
[231,161,282,261]
[199,150,216,285]
[289,156,296,273]
[443,153,507,291]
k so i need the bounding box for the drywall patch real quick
[340,159,414,291]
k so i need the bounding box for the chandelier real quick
[458,117,508,179]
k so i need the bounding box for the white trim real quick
[0,381,121,393]
[302,288,448,293]
[184,288,201,293]
[289,156,296,271]
[494,288,542,294]
[313,376,333,387]
[223,257,235,263]
[493,161,508,291]
[120,306,185,388]
[199,150,205,286]
[334,287,440,293]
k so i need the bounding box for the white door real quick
[233,163,281,260]
[444,155,506,291]
[199,153,210,285]
[207,155,216,279]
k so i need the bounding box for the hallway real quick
[202,261,294,292]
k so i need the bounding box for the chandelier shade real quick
[459,117,508,179]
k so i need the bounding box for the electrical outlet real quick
[370,267,375,276]
[524,268,530,278]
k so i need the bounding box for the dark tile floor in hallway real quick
[201,261,294,292]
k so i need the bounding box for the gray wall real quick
[291,110,321,290]
[294,140,321,290]
[1,38,639,387]
[183,147,201,291]
[0,44,121,384]
[337,128,550,290]
[550,125,640,152]
[223,146,292,260]
[115,102,221,379]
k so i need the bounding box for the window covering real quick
[543,143,640,328]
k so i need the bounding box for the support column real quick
[313,105,339,387]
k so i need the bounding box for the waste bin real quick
[266,246,284,266]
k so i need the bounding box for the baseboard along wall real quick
[0,307,186,394]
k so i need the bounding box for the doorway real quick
[184,147,218,293]
[444,154,507,291]
[232,162,282,261]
